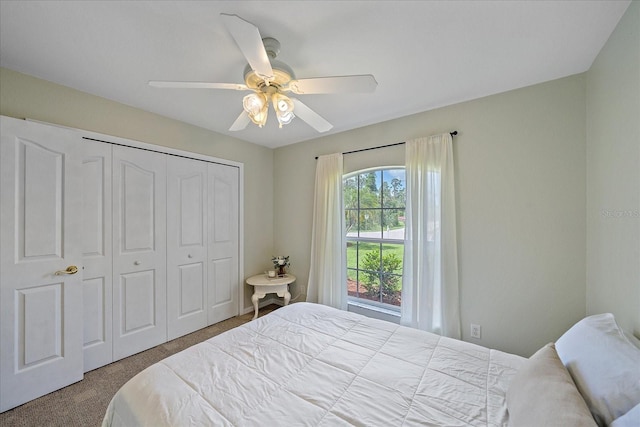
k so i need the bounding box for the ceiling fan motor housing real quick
[262,37,281,58]
[243,37,295,91]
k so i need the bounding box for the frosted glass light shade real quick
[242,91,296,128]
[243,92,269,127]
[272,93,295,128]
[276,110,295,127]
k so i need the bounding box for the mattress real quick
[102,302,525,426]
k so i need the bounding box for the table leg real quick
[284,290,291,306]
[251,293,259,320]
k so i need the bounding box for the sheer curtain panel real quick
[402,134,461,338]
[307,153,347,310]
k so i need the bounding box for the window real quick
[344,168,405,309]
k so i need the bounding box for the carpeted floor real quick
[0,305,279,427]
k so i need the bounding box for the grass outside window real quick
[344,168,405,308]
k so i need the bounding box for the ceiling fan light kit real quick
[149,13,377,133]
[241,90,295,128]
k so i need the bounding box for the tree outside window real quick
[344,168,405,308]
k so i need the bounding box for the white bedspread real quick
[103,303,524,426]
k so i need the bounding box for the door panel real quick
[112,146,166,360]
[167,156,207,340]
[121,163,156,253]
[211,258,232,304]
[121,270,156,333]
[208,163,239,325]
[20,141,64,259]
[20,283,63,366]
[82,155,107,256]
[81,140,113,372]
[83,277,106,344]
[1,117,83,412]
[179,263,205,314]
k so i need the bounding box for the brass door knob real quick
[54,265,79,275]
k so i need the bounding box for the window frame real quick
[344,166,406,312]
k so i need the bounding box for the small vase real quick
[278,265,287,276]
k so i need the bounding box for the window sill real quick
[347,300,401,324]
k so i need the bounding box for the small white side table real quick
[246,274,296,320]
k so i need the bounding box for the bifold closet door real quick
[81,140,113,372]
[0,117,84,412]
[167,156,208,340]
[112,145,167,360]
[208,163,240,325]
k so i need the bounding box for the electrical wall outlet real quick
[470,324,481,339]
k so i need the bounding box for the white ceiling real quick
[0,1,630,149]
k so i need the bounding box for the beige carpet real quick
[0,305,279,427]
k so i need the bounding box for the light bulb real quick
[243,93,267,116]
[272,93,294,113]
[243,93,268,126]
[278,99,289,111]
[252,107,268,127]
[271,93,295,128]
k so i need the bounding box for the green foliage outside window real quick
[344,171,405,234]
[345,168,405,307]
[360,249,403,302]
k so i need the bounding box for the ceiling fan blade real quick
[149,81,248,90]
[291,98,333,133]
[229,111,250,131]
[287,75,378,95]
[220,13,273,80]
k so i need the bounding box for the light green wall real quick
[0,67,274,311]
[275,74,587,357]
[3,1,636,355]
[585,0,640,336]
[274,0,639,354]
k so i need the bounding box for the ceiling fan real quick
[149,13,377,133]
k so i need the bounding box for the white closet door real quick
[81,140,113,372]
[208,163,240,325]
[167,156,208,340]
[112,146,167,360]
[0,117,84,412]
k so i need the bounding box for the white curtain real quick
[402,134,460,338]
[306,153,347,310]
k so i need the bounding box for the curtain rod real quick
[314,131,457,159]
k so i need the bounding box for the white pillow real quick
[611,403,640,427]
[555,313,640,427]
[624,331,640,350]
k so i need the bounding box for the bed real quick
[102,303,640,427]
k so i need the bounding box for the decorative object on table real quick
[272,255,290,276]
